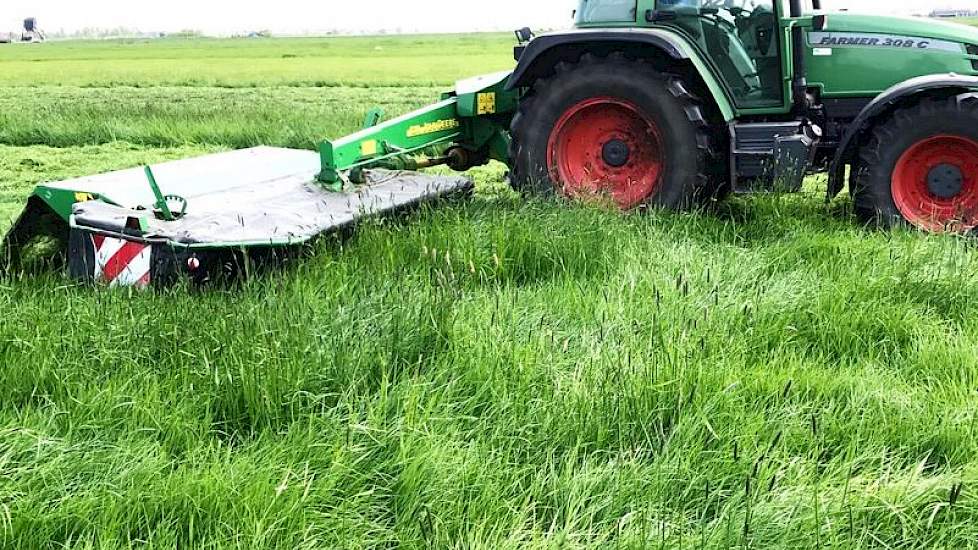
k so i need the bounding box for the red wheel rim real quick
[892,135,978,232]
[547,97,663,210]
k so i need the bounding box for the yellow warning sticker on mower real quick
[74,192,95,202]
[406,119,460,138]
[477,93,497,115]
[360,140,378,156]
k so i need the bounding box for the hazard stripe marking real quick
[93,237,126,279]
[110,246,152,288]
[90,235,152,288]
[101,242,146,282]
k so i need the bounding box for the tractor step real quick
[729,122,816,193]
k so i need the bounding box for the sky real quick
[2,0,976,36]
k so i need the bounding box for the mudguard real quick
[827,73,978,199]
[506,28,736,122]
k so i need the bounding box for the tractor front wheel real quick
[854,96,978,233]
[509,54,715,210]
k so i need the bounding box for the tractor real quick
[500,0,978,233]
[5,0,978,286]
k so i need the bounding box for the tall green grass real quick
[2,33,978,548]
[3,188,978,547]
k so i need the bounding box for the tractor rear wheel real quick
[509,54,715,210]
[854,95,978,233]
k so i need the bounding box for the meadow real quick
[2,32,978,549]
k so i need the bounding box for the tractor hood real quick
[806,13,978,104]
[823,13,978,48]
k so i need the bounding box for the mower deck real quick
[7,147,473,286]
[65,147,472,248]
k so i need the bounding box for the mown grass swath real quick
[0,87,440,150]
[1,32,978,548]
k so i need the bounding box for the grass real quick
[0,86,440,150]
[2,34,978,549]
[0,35,515,88]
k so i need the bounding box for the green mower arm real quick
[317,71,517,186]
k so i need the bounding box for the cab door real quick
[653,0,786,109]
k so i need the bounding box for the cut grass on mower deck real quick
[2,34,978,549]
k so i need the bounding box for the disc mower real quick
[6,0,978,286]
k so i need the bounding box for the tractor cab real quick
[575,0,785,108]
[657,0,782,107]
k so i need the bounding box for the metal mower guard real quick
[1,147,473,287]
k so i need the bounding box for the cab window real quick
[578,0,638,23]
[657,0,783,107]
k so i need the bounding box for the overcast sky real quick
[2,0,976,36]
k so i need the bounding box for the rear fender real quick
[506,28,736,122]
[827,74,978,199]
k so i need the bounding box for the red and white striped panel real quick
[92,235,152,288]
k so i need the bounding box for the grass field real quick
[2,33,978,549]
[0,35,515,88]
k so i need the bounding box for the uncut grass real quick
[3,181,978,547]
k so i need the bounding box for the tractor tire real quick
[509,53,716,211]
[853,94,978,233]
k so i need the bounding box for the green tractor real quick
[497,0,978,232]
[5,0,978,286]
[326,0,978,233]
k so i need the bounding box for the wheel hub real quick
[926,163,963,199]
[891,134,978,232]
[546,97,663,210]
[601,139,630,168]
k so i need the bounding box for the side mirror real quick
[515,27,534,44]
